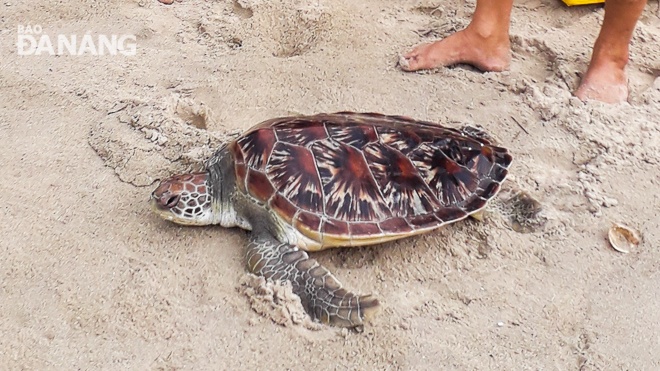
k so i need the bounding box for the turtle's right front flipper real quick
[247,234,380,328]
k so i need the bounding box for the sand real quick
[1,0,659,369]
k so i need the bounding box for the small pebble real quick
[497,321,504,327]
[602,196,618,207]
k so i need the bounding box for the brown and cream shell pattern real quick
[229,112,512,250]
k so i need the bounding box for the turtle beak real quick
[149,195,158,208]
[150,196,176,222]
[150,191,166,211]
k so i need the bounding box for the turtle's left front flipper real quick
[247,233,380,328]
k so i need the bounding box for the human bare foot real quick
[575,59,629,104]
[400,28,511,72]
[158,0,174,4]
[573,0,647,104]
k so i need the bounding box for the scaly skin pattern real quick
[151,173,214,225]
[152,112,512,328]
[246,232,379,327]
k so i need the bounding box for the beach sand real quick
[1,0,659,369]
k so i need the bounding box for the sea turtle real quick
[151,112,512,327]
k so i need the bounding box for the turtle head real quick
[151,172,215,226]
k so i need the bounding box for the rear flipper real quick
[247,233,380,328]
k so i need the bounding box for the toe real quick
[398,55,411,71]
[399,55,416,71]
[399,54,427,72]
[403,45,423,59]
[400,44,431,71]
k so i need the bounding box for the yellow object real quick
[561,0,604,5]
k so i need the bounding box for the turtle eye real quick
[163,195,180,208]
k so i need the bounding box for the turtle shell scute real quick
[228,112,512,242]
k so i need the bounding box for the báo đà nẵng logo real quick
[17,25,136,56]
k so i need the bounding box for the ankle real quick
[591,42,629,70]
[588,53,628,78]
[464,23,509,47]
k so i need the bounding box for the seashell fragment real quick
[608,223,640,254]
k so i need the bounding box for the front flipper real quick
[247,233,380,328]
